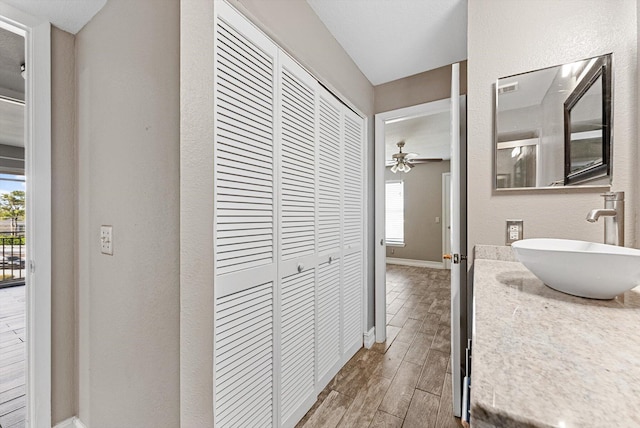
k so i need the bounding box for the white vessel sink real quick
[511,238,640,299]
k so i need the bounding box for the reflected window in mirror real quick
[494,53,613,190]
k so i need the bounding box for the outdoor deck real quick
[0,285,25,428]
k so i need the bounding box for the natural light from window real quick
[385,180,404,246]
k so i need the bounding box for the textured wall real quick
[75,0,180,426]
[51,25,76,425]
[468,0,638,256]
[385,162,451,262]
[180,0,215,426]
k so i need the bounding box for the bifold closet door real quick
[316,90,343,389]
[277,54,318,428]
[341,109,365,359]
[213,2,279,427]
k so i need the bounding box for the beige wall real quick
[180,0,215,425]
[468,0,638,257]
[51,26,76,425]
[180,0,374,425]
[385,162,450,262]
[75,0,180,426]
[374,61,467,114]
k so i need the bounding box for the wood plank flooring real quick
[0,285,25,428]
[297,265,462,428]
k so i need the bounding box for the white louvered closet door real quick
[315,89,343,390]
[341,108,365,360]
[213,3,279,427]
[277,54,318,428]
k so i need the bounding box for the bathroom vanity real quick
[470,246,640,427]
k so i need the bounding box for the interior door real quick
[315,89,343,390]
[277,53,318,428]
[213,3,279,426]
[449,63,468,418]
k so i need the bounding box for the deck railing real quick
[0,232,25,288]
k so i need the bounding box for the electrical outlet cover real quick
[505,220,523,245]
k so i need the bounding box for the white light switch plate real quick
[101,225,113,255]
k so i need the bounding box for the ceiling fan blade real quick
[404,152,420,159]
[410,158,444,163]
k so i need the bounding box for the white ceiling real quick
[2,0,107,34]
[306,0,468,85]
[385,111,451,162]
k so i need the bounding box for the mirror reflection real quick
[495,53,612,190]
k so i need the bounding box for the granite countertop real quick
[471,248,640,428]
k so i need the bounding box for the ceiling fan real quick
[387,141,443,173]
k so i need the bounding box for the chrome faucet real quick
[586,191,624,246]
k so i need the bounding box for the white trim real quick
[450,63,462,418]
[386,258,445,269]
[363,327,375,349]
[375,98,451,343]
[53,417,88,428]
[361,116,369,348]
[0,4,52,428]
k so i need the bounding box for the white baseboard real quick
[54,416,87,428]
[386,257,444,269]
[364,327,375,349]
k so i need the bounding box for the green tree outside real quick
[0,190,25,233]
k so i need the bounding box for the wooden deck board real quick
[0,285,25,428]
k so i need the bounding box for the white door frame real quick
[0,3,52,427]
[374,98,451,342]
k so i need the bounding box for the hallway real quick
[298,265,461,428]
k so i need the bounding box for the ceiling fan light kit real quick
[390,141,415,173]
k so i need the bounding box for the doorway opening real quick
[383,108,452,270]
[374,84,468,419]
[0,23,27,427]
[0,4,52,427]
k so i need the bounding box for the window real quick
[385,180,404,246]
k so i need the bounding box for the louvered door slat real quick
[215,15,275,276]
[342,114,363,249]
[214,282,274,428]
[280,269,315,424]
[317,259,341,384]
[318,96,342,254]
[280,63,316,261]
[342,252,362,352]
[214,4,278,427]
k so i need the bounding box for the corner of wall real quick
[50,24,77,426]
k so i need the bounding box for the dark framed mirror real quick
[563,54,612,185]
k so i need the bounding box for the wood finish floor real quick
[297,265,462,428]
[0,285,25,428]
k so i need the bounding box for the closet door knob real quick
[328,256,333,264]
[297,263,304,273]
